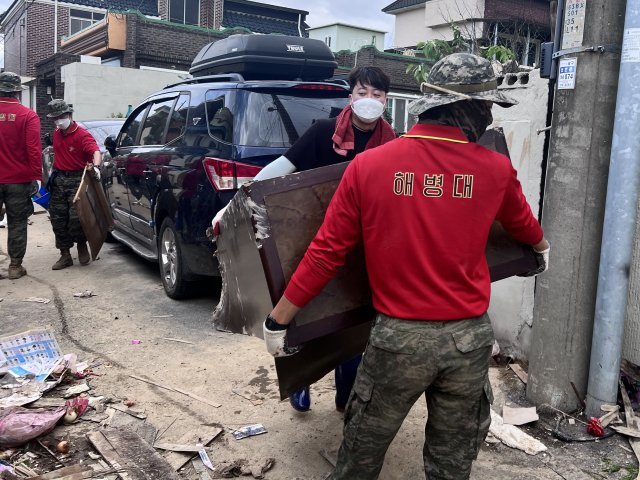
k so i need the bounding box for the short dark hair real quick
[0,91,19,98]
[348,66,390,93]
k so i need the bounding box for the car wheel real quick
[159,218,190,299]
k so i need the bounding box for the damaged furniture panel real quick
[214,128,540,399]
[73,169,114,261]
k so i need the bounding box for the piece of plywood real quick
[73,167,114,260]
[28,465,94,480]
[162,427,223,471]
[509,363,529,384]
[88,428,180,480]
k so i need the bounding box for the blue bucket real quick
[32,186,50,210]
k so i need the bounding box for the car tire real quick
[158,218,190,299]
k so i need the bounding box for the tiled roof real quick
[222,10,307,36]
[382,0,426,13]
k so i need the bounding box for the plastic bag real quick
[0,406,66,447]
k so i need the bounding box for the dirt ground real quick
[0,208,638,479]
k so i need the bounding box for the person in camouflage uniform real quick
[47,99,101,270]
[262,53,550,480]
[0,72,41,280]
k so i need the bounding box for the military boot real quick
[77,242,90,266]
[52,249,73,270]
[8,259,26,279]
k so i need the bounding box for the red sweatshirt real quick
[52,122,99,171]
[284,124,544,321]
[0,98,42,183]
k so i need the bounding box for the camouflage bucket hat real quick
[408,53,517,117]
[0,72,26,92]
[47,99,74,118]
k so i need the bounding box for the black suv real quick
[103,35,349,298]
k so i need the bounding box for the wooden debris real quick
[619,380,640,480]
[162,428,223,471]
[508,364,528,384]
[192,458,213,480]
[128,374,221,408]
[611,426,640,439]
[231,389,264,406]
[88,428,180,480]
[162,338,194,345]
[154,443,202,453]
[109,403,147,419]
[27,465,94,479]
[599,407,620,428]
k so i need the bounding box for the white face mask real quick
[55,117,71,130]
[351,98,385,123]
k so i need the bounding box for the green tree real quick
[406,25,468,85]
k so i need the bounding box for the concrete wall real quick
[60,62,186,120]
[424,0,485,41]
[487,69,549,360]
[624,203,640,365]
[309,24,385,52]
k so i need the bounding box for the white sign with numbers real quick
[558,58,578,90]
[562,0,587,49]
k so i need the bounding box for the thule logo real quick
[286,44,305,53]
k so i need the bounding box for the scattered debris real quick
[22,297,51,304]
[27,465,94,479]
[131,340,142,345]
[232,424,267,440]
[587,417,605,437]
[151,315,173,318]
[63,383,90,398]
[161,427,223,471]
[192,458,213,480]
[128,374,221,408]
[197,445,214,471]
[502,406,539,426]
[154,443,203,453]
[211,458,275,479]
[570,381,587,410]
[88,428,181,479]
[55,441,69,454]
[319,449,337,467]
[73,290,96,298]
[109,403,147,420]
[232,389,264,406]
[123,399,136,407]
[162,338,194,345]
[0,406,66,448]
[508,363,528,384]
[488,409,547,455]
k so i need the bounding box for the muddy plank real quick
[162,428,223,471]
[89,428,180,480]
[28,465,94,480]
[508,364,528,384]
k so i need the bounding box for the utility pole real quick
[527,0,626,410]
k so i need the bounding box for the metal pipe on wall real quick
[585,0,640,416]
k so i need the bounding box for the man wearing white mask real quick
[212,66,396,413]
[47,99,101,270]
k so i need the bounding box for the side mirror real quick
[104,135,117,156]
[44,133,52,147]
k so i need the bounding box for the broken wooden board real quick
[214,128,541,400]
[611,426,640,439]
[508,363,529,384]
[28,465,94,480]
[128,374,221,408]
[88,428,180,480]
[619,380,640,480]
[73,168,114,260]
[161,427,223,471]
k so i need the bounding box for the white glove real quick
[534,246,549,275]
[211,204,229,236]
[89,165,101,181]
[263,316,299,357]
[30,180,41,196]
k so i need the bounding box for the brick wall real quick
[213,0,223,29]
[335,46,426,94]
[158,0,168,20]
[24,3,71,76]
[127,14,226,70]
[485,0,551,30]
[35,53,80,141]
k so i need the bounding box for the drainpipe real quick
[585,0,640,416]
[54,0,58,53]
[297,14,302,37]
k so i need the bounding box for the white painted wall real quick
[424,0,485,41]
[393,9,429,48]
[487,70,549,360]
[309,24,385,52]
[61,63,187,120]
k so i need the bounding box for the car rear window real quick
[216,90,348,148]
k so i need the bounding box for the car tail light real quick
[292,84,346,91]
[203,157,263,191]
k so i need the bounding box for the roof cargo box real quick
[190,34,338,80]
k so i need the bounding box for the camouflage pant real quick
[49,173,86,250]
[332,313,494,480]
[0,183,34,261]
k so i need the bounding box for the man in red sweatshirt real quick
[263,53,550,479]
[0,72,42,280]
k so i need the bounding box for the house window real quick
[386,96,419,134]
[69,9,104,35]
[169,0,200,26]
